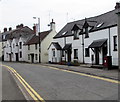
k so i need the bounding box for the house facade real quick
[2,24,34,62]
[48,8,118,67]
[24,19,57,63]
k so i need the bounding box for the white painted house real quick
[2,24,34,62]
[24,19,57,63]
[48,7,118,67]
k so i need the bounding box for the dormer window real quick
[73,30,79,39]
[85,27,89,38]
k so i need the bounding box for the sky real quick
[0,0,119,32]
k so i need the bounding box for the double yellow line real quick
[41,65,120,84]
[2,64,45,102]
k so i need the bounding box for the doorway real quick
[31,54,34,63]
[67,49,71,62]
[95,48,99,65]
[15,53,19,61]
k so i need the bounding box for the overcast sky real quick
[0,0,119,32]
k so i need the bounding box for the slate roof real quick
[48,42,62,50]
[24,30,52,45]
[1,26,34,42]
[89,39,107,48]
[63,44,72,50]
[54,9,117,38]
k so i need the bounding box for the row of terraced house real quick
[0,3,120,68]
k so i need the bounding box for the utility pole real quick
[33,17,41,63]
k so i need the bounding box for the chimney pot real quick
[115,2,120,9]
[9,27,12,31]
[33,25,36,34]
[4,28,7,32]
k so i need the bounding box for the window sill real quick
[113,49,117,51]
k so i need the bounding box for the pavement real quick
[43,63,119,80]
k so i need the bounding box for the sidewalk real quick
[43,63,119,80]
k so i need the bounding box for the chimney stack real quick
[115,2,120,9]
[9,27,12,31]
[16,24,24,29]
[4,28,7,32]
[33,25,36,34]
[50,19,55,31]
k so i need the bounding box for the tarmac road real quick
[2,65,26,101]
[2,62,119,101]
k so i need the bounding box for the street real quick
[1,62,119,101]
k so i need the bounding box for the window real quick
[20,51,22,58]
[28,45,30,50]
[62,51,65,57]
[35,54,38,60]
[16,43,18,46]
[6,53,8,58]
[113,36,117,51]
[52,49,55,57]
[85,27,89,38]
[28,54,30,60]
[19,42,22,49]
[74,49,78,59]
[35,44,37,50]
[85,48,90,57]
[13,44,15,48]
[74,30,79,39]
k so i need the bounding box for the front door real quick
[95,48,99,65]
[15,53,19,61]
[9,54,12,62]
[67,49,71,62]
[31,54,34,63]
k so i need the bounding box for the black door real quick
[15,53,19,61]
[31,54,34,63]
[95,48,99,65]
[102,46,107,64]
[67,49,71,62]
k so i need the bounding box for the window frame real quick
[20,51,22,58]
[85,48,90,57]
[52,49,55,57]
[73,30,79,40]
[35,54,38,60]
[74,49,78,59]
[28,45,30,50]
[19,42,22,49]
[113,35,117,51]
[35,44,37,50]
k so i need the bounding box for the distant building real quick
[48,5,118,67]
[1,24,34,62]
[24,19,57,63]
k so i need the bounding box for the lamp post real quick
[33,17,41,63]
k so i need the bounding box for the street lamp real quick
[33,17,41,63]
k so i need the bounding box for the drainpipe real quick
[64,37,66,62]
[108,28,111,56]
[82,34,85,64]
[115,2,120,70]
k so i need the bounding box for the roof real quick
[24,30,51,45]
[63,44,72,50]
[1,26,34,41]
[54,9,117,38]
[48,42,62,50]
[89,39,107,48]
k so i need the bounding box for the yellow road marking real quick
[40,65,120,84]
[1,64,45,102]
